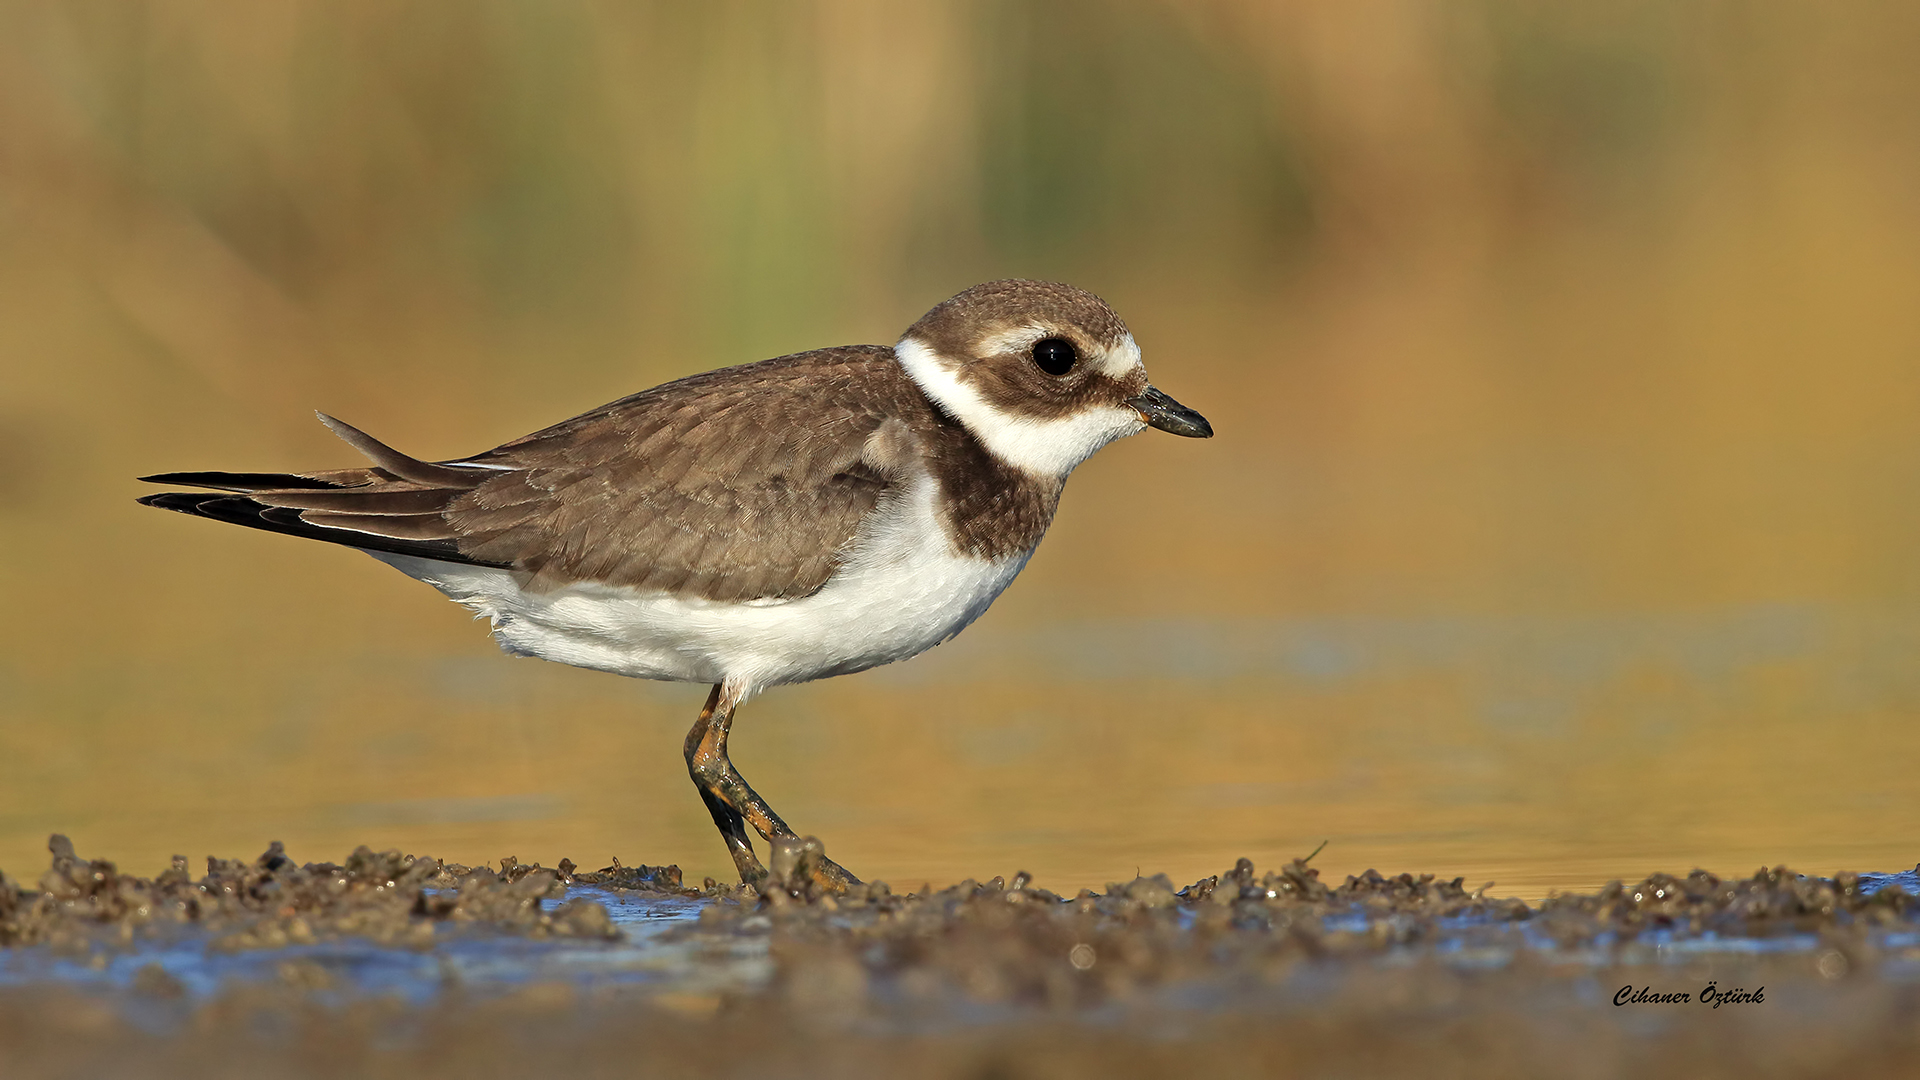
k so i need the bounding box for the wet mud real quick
[5,834,1920,1078]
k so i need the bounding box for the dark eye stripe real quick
[1032,337,1077,376]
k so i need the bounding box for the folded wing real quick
[140,346,924,602]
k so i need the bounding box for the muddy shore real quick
[4,835,1918,1078]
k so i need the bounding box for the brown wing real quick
[140,345,933,602]
[449,346,928,598]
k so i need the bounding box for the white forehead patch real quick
[1105,333,1143,378]
[894,337,1147,480]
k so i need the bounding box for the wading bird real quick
[140,280,1211,890]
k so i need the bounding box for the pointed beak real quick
[1127,386,1213,438]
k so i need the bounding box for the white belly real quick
[365,477,1031,695]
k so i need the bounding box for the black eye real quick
[1032,337,1077,376]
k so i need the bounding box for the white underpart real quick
[364,472,1029,697]
[894,336,1147,480]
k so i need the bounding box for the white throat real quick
[894,336,1146,480]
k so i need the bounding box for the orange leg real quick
[683,684,861,892]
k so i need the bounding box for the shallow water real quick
[0,889,745,1008]
[8,603,1920,900]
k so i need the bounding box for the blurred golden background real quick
[3,1,1919,896]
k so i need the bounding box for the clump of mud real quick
[5,834,1920,1079]
[0,834,690,952]
[690,836,1919,1012]
[1531,866,1920,941]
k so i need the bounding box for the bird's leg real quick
[683,685,767,886]
[684,683,862,893]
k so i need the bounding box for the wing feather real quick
[140,345,931,602]
[438,346,924,600]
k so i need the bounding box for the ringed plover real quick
[139,279,1212,890]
